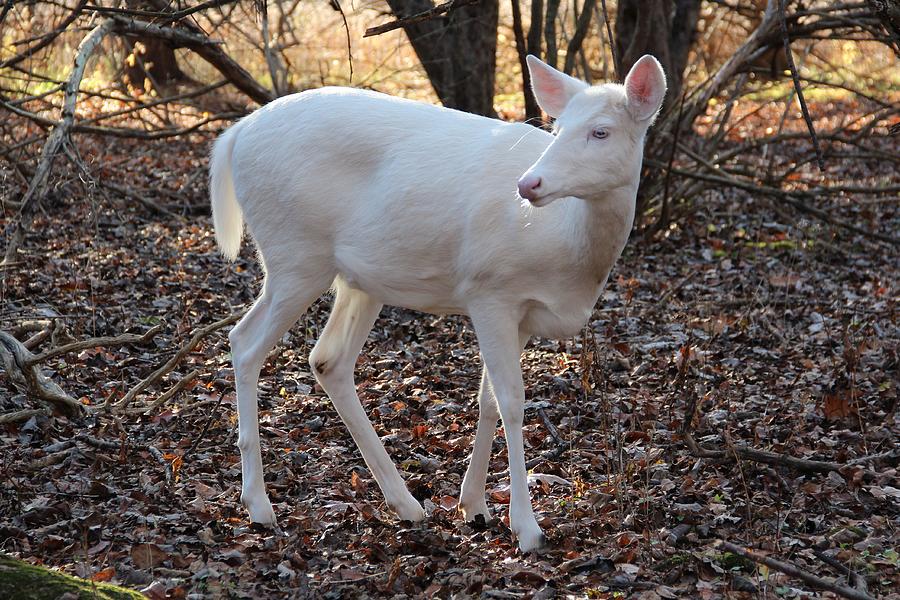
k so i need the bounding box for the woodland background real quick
[0,0,898,598]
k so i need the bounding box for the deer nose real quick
[517,175,542,200]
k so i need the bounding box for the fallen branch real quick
[0,408,51,425]
[716,540,875,600]
[0,324,163,416]
[26,446,79,471]
[108,15,222,49]
[2,19,115,264]
[145,0,274,104]
[682,429,879,476]
[664,523,693,546]
[364,0,481,37]
[29,324,163,366]
[645,160,900,246]
[112,311,244,413]
[537,407,565,447]
[184,393,225,457]
[0,332,85,415]
[129,369,201,415]
[813,549,870,596]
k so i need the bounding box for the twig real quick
[184,393,225,457]
[654,88,687,234]
[364,0,481,37]
[112,311,245,412]
[0,0,13,26]
[537,407,565,447]
[29,324,163,366]
[779,0,825,171]
[813,549,870,595]
[148,446,173,484]
[142,0,274,105]
[102,181,183,218]
[84,0,237,23]
[259,1,285,96]
[598,0,618,78]
[109,16,223,48]
[716,540,874,600]
[0,97,242,140]
[130,369,201,415]
[848,448,900,466]
[330,0,353,83]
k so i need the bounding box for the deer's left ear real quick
[624,55,667,122]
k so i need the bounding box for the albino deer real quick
[210,55,666,552]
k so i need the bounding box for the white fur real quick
[210,56,666,553]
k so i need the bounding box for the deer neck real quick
[567,183,638,284]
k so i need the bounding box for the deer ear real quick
[624,55,667,122]
[527,55,589,118]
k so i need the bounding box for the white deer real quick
[210,55,666,552]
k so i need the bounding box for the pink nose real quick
[517,174,542,200]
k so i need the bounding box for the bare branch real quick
[29,324,163,366]
[0,0,88,70]
[364,0,481,37]
[716,541,875,600]
[779,0,825,171]
[331,0,354,82]
[112,311,245,412]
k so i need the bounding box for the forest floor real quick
[1,111,898,599]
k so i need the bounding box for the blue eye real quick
[592,129,608,140]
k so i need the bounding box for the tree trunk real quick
[615,0,701,107]
[510,0,541,121]
[385,0,500,116]
[867,0,900,56]
[121,0,190,95]
[122,36,190,94]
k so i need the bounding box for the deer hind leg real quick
[230,270,331,525]
[459,333,529,523]
[309,281,425,522]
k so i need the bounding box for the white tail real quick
[209,124,244,261]
[213,56,666,553]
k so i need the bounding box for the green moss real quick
[0,555,144,600]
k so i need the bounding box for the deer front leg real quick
[459,333,530,524]
[470,308,544,553]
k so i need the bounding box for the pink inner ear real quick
[626,64,653,103]
[533,68,565,104]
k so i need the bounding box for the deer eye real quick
[592,128,609,140]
